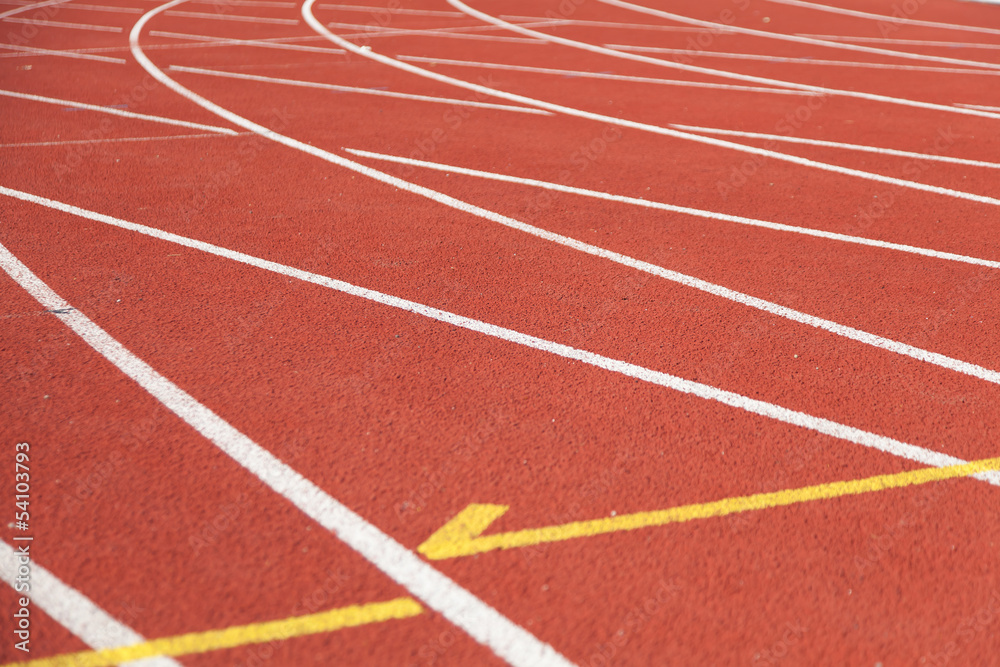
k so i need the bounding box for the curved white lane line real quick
[795,34,1000,50]
[0,0,69,20]
[765,0,1000,38]
[444,0,1000,121]
[169,65,552,115]
[129,7,577,666]
[0,88,238,135]
[304,3,1000,208]
[0,541,181,667]
[341,147,1000,271]
[123,1,1000,390]
[4,190,997,490]
[596,0,1000,72]
[668,123,1000,171]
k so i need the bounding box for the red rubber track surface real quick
[1,0,999,665]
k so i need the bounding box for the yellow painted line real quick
[419,455,1000,559]
[3,597,423,667]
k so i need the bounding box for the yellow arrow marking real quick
[418,455,1000,560]
[3,597,422,667]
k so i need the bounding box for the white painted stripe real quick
[794,34,1000,50]
[190,0,295,6]
[604,43,1000,77]
[163,9,299,24]
[3,193,996,491]
[316,3,464,16]
[396,54,807,96]
[341,147,1000,271]
[3,16,123,31]
[128,4,576,665]
[668,123,1000,170]
[0,0,70,20]
[150,29,346,54]
[0,42,126,62]
[444,0,1000,120]
[765,0,1000,37]
[0,89,238,135]
[327,19,547,44]
[60,3,145,13]
[596,0,1000,72]
[0,541,180,667]
[0,132,247,148]
[498,14,739,32]
[169,65,551,114]
[306,5,1000,208]
[957,103,1000,112]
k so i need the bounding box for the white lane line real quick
[765,0,1000,38]
[604,43,1000,76]
[397,54,808,96]
[326,19,547,44]
[0,42,127,62]
[4,189,997,490]
[3,16,123,31]
[794,34,1000,50]
[0,0,70,20]
[445,0,1000,120]
[316,3,464,16]
[162,9,299,24]
[668,123,1000,171]
[0,131,249,148]
[958,103,1000,112]
[306,6,1000,209]
[168,65,552,115]
[499,14,739,32]
[0,236,577,667]
[596,0,1000,72]
[150,29,346,54]
[129,4,575,666]
[189,0,295,6]
[57,3,145,13]
[0,541,181,667]
[341,147,1000,271]
[0,89,238,135]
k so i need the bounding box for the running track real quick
[1,0,999,664]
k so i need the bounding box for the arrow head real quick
[418,504,509,560]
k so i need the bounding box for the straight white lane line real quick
[341,147,1000,270]
[169,64,552,114]
[305,5,1000,208]
[396,54,810,96]
[445,0,1000,121]
[326,19,546,44]
[0,42,127,63]
[3,16,123,31]
[958,103,1000,112]
[596,0,1000,72]
[0,541,181,667]
[604,43,1000,76]
[4,188,997,490]
[150,29,346,54]
[316,3,464,16]
[162,9,299,24]
[0,132,249,148]
[0,0,70,20]
[55,2,145,13]
[765,0,1000,38]
[0,237,576,667]
[668,123,1000,170]
[794,34,1000,50]
[0,89,239,135]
